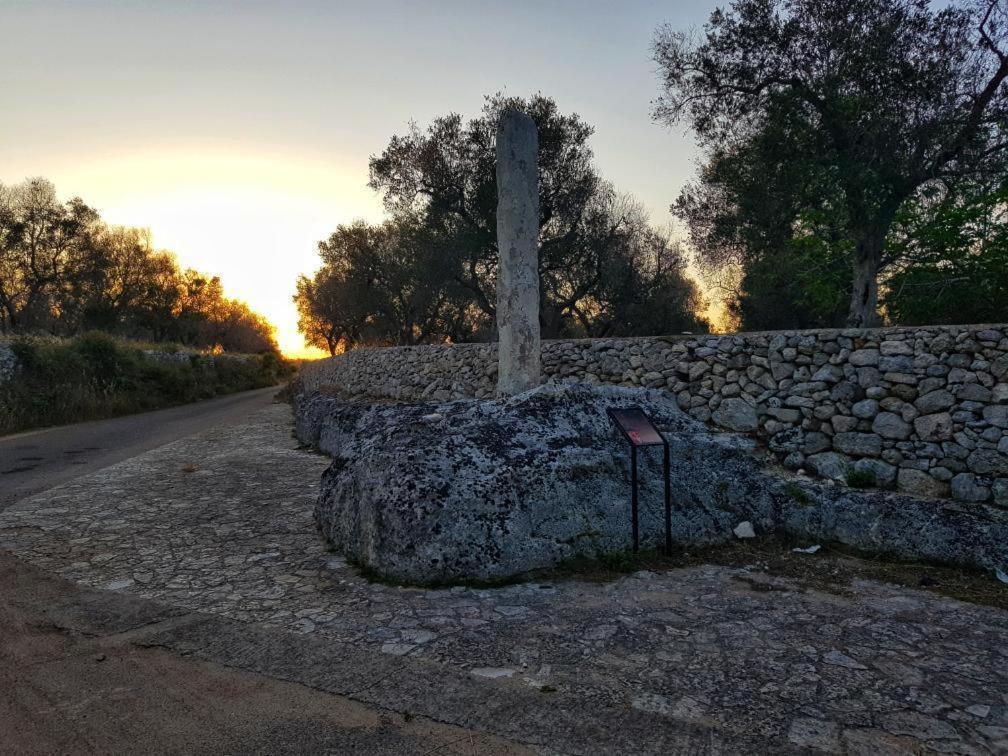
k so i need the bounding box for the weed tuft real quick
[846,466,877,489]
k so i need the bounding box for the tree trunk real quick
[846,231,885,327]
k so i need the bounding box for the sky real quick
[0,0,719,357]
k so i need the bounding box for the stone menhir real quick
[495,109,541,396]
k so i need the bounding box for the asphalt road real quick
[0,387,280,511]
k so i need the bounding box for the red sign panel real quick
[608,408,665,446]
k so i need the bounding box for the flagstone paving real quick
[2,403,1007,754]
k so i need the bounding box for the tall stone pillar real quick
[495,109,541,397]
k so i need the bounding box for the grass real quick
[0,331,294,434]
[845,466,877,489]
[344,536,1008,611]
[535,537,1008,611]
[783,481,812,505]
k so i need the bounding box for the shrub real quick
[0,334,292,434]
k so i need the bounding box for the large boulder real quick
[295,383,1008,583]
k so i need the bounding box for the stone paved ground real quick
[2,403,1007,754]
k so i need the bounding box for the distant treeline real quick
[0,178,277,353]
[295,95,710,355]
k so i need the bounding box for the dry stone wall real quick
[0,343,17,384]
[299,324,1008,505]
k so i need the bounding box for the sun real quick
[55,148,384,358]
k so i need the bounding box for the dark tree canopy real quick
[0,178,278,353]
[297,94,708,354]
[883,179,1008,324]
[295,219,467,352]
[654,0,1008,327]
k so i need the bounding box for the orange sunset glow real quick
[1,1,716,355]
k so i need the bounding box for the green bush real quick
[846,466,877,489]
[0,333,293,434]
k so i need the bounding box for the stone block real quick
[951,473,990,502]
[832,415,859,433]
[769,427,804,453]
[914,412,953,441]
[914,389,955,414]
[833,432,882,457]
[983,405,1008,429]
[872,412,912,440]
[879,340,913,356]
[849,349,880,366]
[967,448,1008,476]
[879,355,914,373]
[811,364,843,383]
[852,458,897,487]
[897,468,949,498]
[802,432,832,454]
[806,451,851,481]
[852,399,878,419]
[711,397,758,432]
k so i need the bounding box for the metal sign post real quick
[607,407,673,555]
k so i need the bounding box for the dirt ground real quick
[4,403,1006,754]
[0,551,530,755]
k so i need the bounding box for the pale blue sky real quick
[0,1,719,353]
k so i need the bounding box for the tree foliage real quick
[0,178,277,353]
[883,181,1008,324]
[654,0,1008,327]
[296,94,708,354]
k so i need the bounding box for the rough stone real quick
[957,383,992,402]
[811,364,843,383]
[897,468,948,498]
[852,458,897,488]
[805,452,850,482]
[879,355,914,373]
[879,340,913,356]
[782,451,805,470]
[851,399,878,419]
[967,448,1008,476]
[802,432,832,455]
[951,473,990,502]
[914,412,953,441]
[872,412,913,440]
[712,398,758,433]
[993,478,1008,505]
[983,405,1008,429]
[769,428,804,453]
[915,389,955,415]
[308,384,780,581]
[849,349,880,367]
[993,383,1008,403]
[788,718,840,752]
[733,521,756,539]
[831,415,859,433]
[832,432,882,457]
